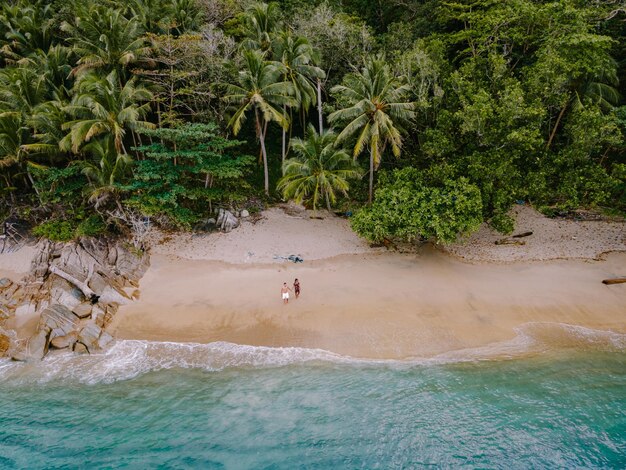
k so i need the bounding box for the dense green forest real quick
[1,0,624,243]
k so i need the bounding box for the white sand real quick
[0,244,37,281]
[147,207,377,264]
[110,250,626,359]
[444,205,625,262]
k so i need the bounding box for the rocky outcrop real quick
[216,209,239,233]
[0,237,149,360]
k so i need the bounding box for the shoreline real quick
[1,205,625,361]
[109,249,626,360]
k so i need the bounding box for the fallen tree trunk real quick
[602,278,626,285]
[512,231,533,238]
[495,238,526,246]
[49,265,100,303]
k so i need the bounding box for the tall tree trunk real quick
[256,109,270,196]
[368,150,374,204]
[547,102,568,149]
[281,104,287,175]
[317,78,324,134]
[325,190,331,212]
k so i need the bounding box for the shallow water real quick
[1,327,625,468]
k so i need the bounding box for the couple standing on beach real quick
[281,279,300,304]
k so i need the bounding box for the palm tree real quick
[240,2,281,53]
[278,124,361,211]
[61,5,150,77]
[80,136,130,210]
[61,71,154,155]
[0,0,55,62]
[273,31,325,170]
[546,70,621,149]
[329,56,415,203]
[224,49,295,195]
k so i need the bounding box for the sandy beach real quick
[108,206,626,359]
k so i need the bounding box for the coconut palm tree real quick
[224,49,295,195]
[61,70,154,155]
[278,124,361,211]
[0,0,55,62]
[61,5,150,77]
[240,2,281,53]
[328,56,415,203]
[80,136,130,210]
[273,31,325,170]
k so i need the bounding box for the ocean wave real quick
[0,322,623,385]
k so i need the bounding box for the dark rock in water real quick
[50,332,78,349]
[72,303,93,319]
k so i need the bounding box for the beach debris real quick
[273,254,304,263]
[50,265,100,304]
[512,231,533,238]
[216,208,240,233]
[495,238,526,246]
[602,278,626,285]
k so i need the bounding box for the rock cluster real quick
[216,208,240,233]
[0,238,149,360]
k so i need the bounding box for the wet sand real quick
[109,249,626,359]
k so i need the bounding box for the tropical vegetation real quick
[0,0,624,244]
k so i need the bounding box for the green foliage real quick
[1,0,625,238]
[125,123,254,228]
[29,163,86,205]
[277,125,361,210]
[351,168,483,244]
[75,214,107,237]
[32,219,75,241]
[32,212,106,241]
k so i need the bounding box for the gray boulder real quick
[73,342,89,354]
[50,332,78,349]
[240,209,250,218]
[216,209,239,233]
[21,330,49,360]
[72,302,93,319]
[98,331,114,349]
[40,304,78,337]
[78,323,103,350]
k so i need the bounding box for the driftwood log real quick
[495,238,526,246]
[602,278,626,285]
[512,231,533,238]
[49,265,100,303]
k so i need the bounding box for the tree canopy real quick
[0,0,624,243]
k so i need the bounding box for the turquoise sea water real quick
[0,324,625,468]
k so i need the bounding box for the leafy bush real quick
[351,168,483,244]
[32,214,106,241]
[76,215,107,237]
[33,220,75,242]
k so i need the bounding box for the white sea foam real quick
[0,322,623,385]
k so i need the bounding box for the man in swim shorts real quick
[281,282,292,304]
